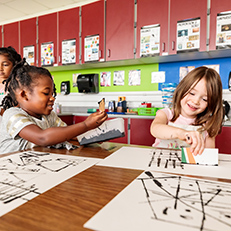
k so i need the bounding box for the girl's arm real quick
[150,110,188,140]
[150,110,205,155]
[204,136,215,148]
[19,111,108,146]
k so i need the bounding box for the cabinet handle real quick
[107,49,111,57]
[162,42,165,52]
[172,41,175,51]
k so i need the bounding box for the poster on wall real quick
[62,39,76,65]
[129,70,141,86]
[100,72,111,87]
[177,18,200,53]
[41,42,54,66]
[23,45,35,65]
[140,24,160,57]
[113,71,125,86]
[84,34,99,62]
[179,66,195,81]
[216,12,231,49]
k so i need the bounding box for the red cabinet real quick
[81,0,105,63]
[215,126,231,154]
[169,0,207,55]
[59,115,74,125]
[136,0,169,57]
[130,118,155,146]
[210,0,231,51]
[3,22,19,52]
[38,13,57,66]
[106,0,135,61]
[58,7,80,66]
[20,18,37,65]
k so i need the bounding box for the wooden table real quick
[0,142,143,231]
[0,142,230,231]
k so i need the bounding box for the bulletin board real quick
[159,57,231,89]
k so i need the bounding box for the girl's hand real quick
[184,131,204,156]
[84,111,108,130]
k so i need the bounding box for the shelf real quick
[47,49,231,72]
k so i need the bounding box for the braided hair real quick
[1,58,56,110]
[0,46,22,66]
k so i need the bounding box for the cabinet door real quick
[215,126,231,154]
[59,115,74,125]
[38,13,57,66]
[210,0,231,51]
[169,0,207,55]
[130,118,155,146]
[3,22,19,52]
[20,18,37,65]
[58,7,80,66]
[136,0,169,57]
[106,0,134,61]
[81,0,105,63]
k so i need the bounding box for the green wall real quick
[51,63,159,93]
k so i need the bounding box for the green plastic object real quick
[87,108,97,113]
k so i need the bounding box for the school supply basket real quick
[137,107,157,116]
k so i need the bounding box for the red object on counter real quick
[141,102,152,108]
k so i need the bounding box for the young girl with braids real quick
[0,46,22,121]
[0,59,108,154]
[150,66,224,155]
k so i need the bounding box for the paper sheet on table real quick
[0,151,101,217]
[97,146,231,179]
[84,171,231,231]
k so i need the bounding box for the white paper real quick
[97,146,231,179]
[0,151,100,217]
[151,71,165,83]
[41,42,54,66]
[62,39,76,64]
[216,13,231,48]
[177,18,200,52]
[84,35,99,62]
[84,171,231,231]
[140,24,160,57]
[23,45,35,65]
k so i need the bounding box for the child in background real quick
[150,66,224,155]
[0,59,108,154]
[0,46,22,121]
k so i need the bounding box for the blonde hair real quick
[171,66,223,137]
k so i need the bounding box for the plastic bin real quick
[137,107,157,116]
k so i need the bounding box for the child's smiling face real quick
[180,77,208,119]
[0,54,13,84]
[21,74,55,119]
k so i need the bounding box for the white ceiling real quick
[0,0,99,25]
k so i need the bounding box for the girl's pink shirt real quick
[152,108,206,148]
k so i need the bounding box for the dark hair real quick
[171,66,223,137]
[1,58,56,110]
[0,46,22,66]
